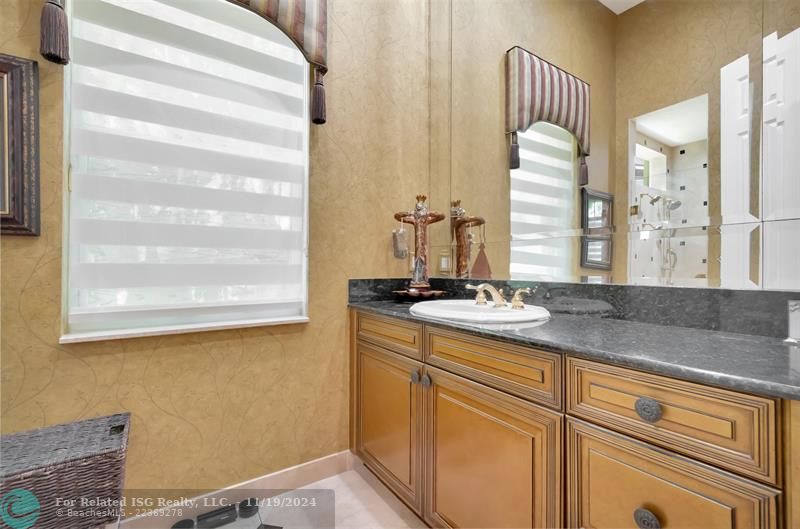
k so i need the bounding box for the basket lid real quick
[0,413,131,478]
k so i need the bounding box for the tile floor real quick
[219,465,425,529]
[304,467,426,529]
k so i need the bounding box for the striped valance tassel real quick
[40,0,70,65]
[509,132,520,170]
[312,67,326,125]
[579,150,588,187]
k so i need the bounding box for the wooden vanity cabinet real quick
[351,311,562,525]
[349,310,794,529]
[353,340,425,514]
[424,366,562,529]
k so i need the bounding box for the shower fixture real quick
[639,193,662,205]
[665,199,682,210]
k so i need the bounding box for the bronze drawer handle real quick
[633,507,661,529]
[634,396,663,423]
[410,370,421,384]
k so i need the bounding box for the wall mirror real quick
[428,0,800,291]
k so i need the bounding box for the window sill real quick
[59,316,310,344]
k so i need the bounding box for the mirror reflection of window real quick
[581,237,612,271]
[509,122,577,282]
[587,199,606,229]
[586,240,604,261]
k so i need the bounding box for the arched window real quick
[62,0,309,342]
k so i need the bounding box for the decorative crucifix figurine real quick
[395,195,445,289]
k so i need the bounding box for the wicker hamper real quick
[0,413,131,529]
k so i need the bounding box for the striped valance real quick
[40,0,329,123]
[506,46,590,183]
[227,0,328,123]
[228,0,327,70]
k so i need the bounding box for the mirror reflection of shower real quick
[639,192,683,223]
[628,94,709,287]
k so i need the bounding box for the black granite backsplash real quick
[348,278,799,339]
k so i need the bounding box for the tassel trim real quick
[579,153,589,187]
[40,0,70,65]
[509,131,520,170]
[311,67,326,125]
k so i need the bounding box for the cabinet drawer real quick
[356,312,423,360]
[566,357,779,485]
[567,419,780,529]
[425,326,562,410]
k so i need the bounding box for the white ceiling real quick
[634,94,709,147]
[598,0,646,15]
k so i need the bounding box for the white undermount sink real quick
[409,299,551,324]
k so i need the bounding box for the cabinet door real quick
[424,366,562,529]
[355,341,424,514]
[567,418,780,529]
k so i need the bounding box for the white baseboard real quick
[110,450,354,529]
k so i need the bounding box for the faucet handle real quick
[465,284,488,305]
[511,287,533,310]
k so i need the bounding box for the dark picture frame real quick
[581,187,613,233]
[581,235,613,270]
[581,188,613,269]
[1,54,40,236]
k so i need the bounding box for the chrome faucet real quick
[466,283,508,308]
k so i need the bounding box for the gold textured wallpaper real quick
[0,0,431,492]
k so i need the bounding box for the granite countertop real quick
[349,301,800,400]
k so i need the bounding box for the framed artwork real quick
[581,187,613,233]
[1,54,40,236]
[581,188,613,269]
[581,235,613,270]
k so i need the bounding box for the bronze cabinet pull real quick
[634,396,663,423]
[410,370,421,384]
[633,507,661,529]
[421,373,432,388]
